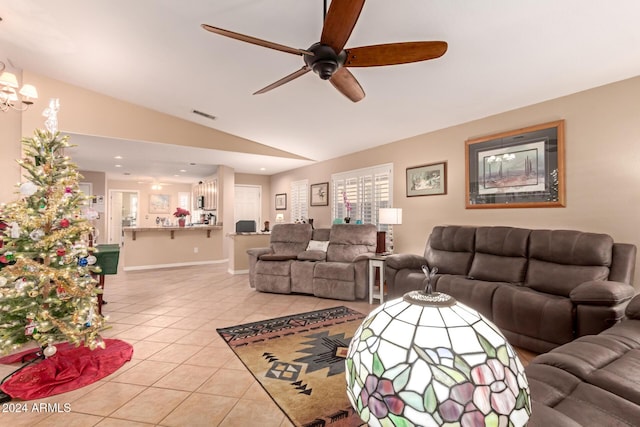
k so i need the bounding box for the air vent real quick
[192,109,217,121]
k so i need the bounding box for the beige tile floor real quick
[0,263,537,426]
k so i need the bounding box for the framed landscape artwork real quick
[465,120,565,209]
[406,161,448,197]
[310,182,329,206]
[149,194,170,213]
[275,193,287,210]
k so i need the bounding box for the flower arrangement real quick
[342,192,351,217]
[173,207,190,218]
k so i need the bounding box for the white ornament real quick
[43,346,57,357]
[19,182,38,197]
[29,229,45,241]
[10,222,20,238]
[42,98,60,133]
[86,255,97,265]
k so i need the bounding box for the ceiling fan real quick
[201,0,447,102]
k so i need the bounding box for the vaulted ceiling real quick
[2,1,639,182]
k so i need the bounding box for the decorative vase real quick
[344,217,351,223]
[178,218,186,227]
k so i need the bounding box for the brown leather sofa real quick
[385,225,637,353]
[247,223,377,300]
[526,294,640,426]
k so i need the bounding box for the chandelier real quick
[0,61,38,112]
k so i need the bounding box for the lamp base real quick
[403,290,457,307]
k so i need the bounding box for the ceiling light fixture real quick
[0,60,38,112]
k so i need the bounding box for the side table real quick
[368,255,388,304]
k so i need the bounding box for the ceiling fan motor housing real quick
[304,43,346,80]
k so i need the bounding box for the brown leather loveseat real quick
[385,225,637,353]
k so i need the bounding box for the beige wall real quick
[271,76,640,282]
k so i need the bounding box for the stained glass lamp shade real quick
[345,289,531,427]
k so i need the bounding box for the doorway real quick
[234,185,261,231]
[108,190,139,245]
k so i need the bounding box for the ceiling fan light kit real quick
[202,0,447,102]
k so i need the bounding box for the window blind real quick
[331,163,393,227]
[290,179,308,222]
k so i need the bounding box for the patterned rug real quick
[217,306,366,427]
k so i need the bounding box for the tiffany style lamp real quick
[345,266,531,427]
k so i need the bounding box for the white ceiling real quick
[2,1,640,183]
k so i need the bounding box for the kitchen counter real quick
[122,225,225,270]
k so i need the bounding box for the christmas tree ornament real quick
[19,181,38,197]
[14,278,27,291]
[85,305,95,327]
[59,218,70,228]
[25,319,36,336]
[10,222,21,238]
[28,290,39,297]
[56,285,68,299]
[29,229,45,241]
[5,252,14,261]
[43,345,57,357]
[0,276,7,286]
[56,248,66,256]
[86,255,97,265]
[78,257,88,267]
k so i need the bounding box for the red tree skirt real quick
[0,339,133,400]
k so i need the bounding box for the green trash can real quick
[95,244,120,275]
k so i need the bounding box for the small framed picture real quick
[406,161,448,197]
[310,182,329,206]
[149,194,171,213]
[275,193,287,210]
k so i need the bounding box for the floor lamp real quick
[377,208,403,254]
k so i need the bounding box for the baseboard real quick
[228,269,249,275]
[123,259,228,271]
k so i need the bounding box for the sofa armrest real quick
[247,247,272,258]
[625,294,640,319]
[569,280,635,306]
[385,253,428,270]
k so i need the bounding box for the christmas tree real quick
[0,99,105,356]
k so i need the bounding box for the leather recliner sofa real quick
[247,223,377,301]
[384,225,637,353]
[526,294,640,426]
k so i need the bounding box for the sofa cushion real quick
[527,259,610,297]
[425,226,476,275]
[297,250,327,261]
[259,254,298,261]
[468,227,529,283]
[314,262,355,282]
[326,224,377,263]
[529,229,614,266]
[493,286,574,348]
[434,276,501,319]
[269,223,313,256]
[255,259,293,276]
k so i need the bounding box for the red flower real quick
[173,207,190,218]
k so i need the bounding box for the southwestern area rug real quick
[217,306,366,427]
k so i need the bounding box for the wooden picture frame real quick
[310,182,329,206]
[465,120,565,209]
[149,194,170,213]
[275,193,287,210]
[406,161,448,197]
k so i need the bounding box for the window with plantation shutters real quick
[331,164,393,228]
[290,179,308,223]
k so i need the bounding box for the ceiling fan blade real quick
[329,68,365,102]
[320,0,365,54]
[201,24,313,56]
[344,41,448,67]
[253,66,311,95]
